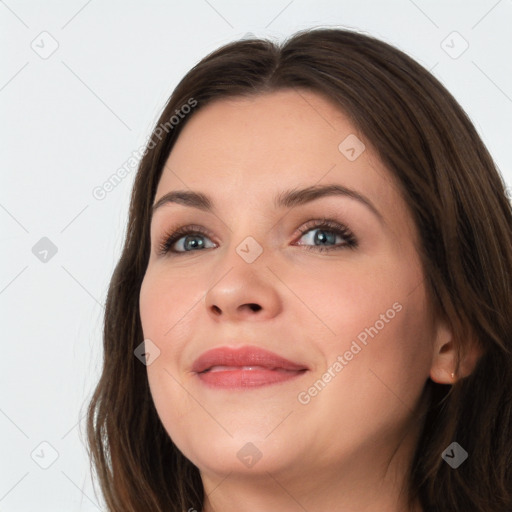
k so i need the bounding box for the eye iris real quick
[184,235,205,251]
[314,229,336,246]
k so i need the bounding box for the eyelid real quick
[292,218,357,250]
[156,217,358,256]
[157,223,216,255]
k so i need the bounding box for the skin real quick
[139,89,477,512]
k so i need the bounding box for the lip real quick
[191,345,309,389]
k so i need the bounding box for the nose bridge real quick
[218,202,272,265]
[210,236,266,285]
[201,213,282,317]
[233,229,267,265]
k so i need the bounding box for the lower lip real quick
[196,368,307,389]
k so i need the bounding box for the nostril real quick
[211,303,262,315]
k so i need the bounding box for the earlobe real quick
[429,318,484,384]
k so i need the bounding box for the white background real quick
[1,1,511,510]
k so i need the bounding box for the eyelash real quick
[156,218,358,256]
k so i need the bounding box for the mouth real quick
[192,346,309,389]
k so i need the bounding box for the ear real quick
[429,317,484,384]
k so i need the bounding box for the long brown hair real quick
[85,27,512,511]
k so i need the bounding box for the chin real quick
[173,431,294,476]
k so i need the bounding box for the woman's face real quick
[139,89,447,487]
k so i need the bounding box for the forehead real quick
[155,89,413,236]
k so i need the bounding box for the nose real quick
[204,260,283,323]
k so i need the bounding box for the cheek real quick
[304,255,432,406]
[297,290,433,460]
[139,266,202,342]
[299,255,415,355]
[139,269,198,408]
[139,270,204,454]
[318,277,432,418]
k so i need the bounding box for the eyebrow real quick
[151,184,384,224]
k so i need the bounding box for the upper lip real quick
[191,345,309,373]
